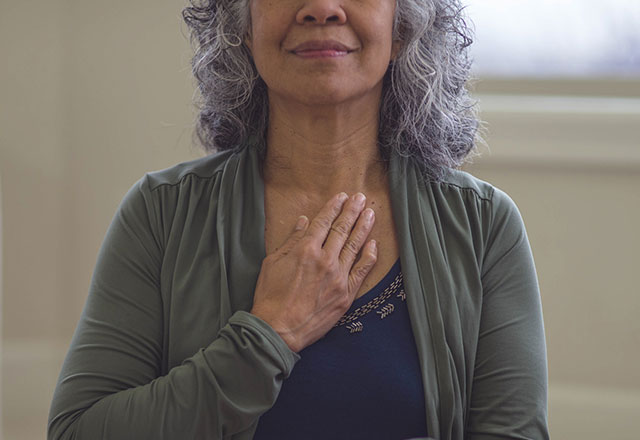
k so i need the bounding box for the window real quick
[467,0,640,78]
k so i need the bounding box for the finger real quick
[338,207,375,267]
[294,215,309,232]
[347,239,378,297]
[278,215,309,255]
[305,192,349,244]
[323,193,367,256]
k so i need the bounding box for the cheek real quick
[354,8,395,60]
[361,31,394,71]
[247,29,274,76]
[248,13,287,62]
[248,35,285,90]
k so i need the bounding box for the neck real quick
[263,91,388,199]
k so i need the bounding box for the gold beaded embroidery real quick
[377,303,395,318]
[334,272,405,334]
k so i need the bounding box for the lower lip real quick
[294,50,349,59]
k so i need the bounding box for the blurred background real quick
[1,0,639,439]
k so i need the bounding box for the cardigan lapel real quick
[214,146,267,325]
[389,151,459,440]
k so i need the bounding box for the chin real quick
[291,82,379,108]
[296,90,357,107]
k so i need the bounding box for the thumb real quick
[294,215,309,232]
[278,215,308,255]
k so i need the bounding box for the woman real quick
[48,0,549,439]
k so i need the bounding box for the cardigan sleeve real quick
[47,176,300,440]
[466,187,550,440]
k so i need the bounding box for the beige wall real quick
[1,2,639,439]
[464,85,640,438]
[1,2,201,438]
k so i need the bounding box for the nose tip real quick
[296,2,347,25]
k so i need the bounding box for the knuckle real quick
[338,296,351,311]
[318,217,331,228]
[331,221,350,236]
[355,262,372,279]
[353,265,365,279]
[316,257,330,271]
[328,276,343,292]
[365,248,377,264]
[314,217,332,231]
[343,238,360,255]
[315,217,333,233]
[323,258,339,274]
[299,239,318,256]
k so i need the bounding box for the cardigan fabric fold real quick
[48,144,549,440]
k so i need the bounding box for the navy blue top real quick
[253,259,428,440]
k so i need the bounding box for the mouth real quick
[290,40,355,58]
[294,49,349,58]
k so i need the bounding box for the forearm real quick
[48,311,300,440]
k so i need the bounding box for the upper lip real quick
[290,40,354,53]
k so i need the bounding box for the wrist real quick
[249,308,301,353]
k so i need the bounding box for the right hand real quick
[250,192,378,353]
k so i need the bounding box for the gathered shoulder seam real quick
[429,179,495,203]
[147,169,225,192]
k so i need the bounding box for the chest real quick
[263,186,400,299]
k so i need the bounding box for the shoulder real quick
[419,168,526,248]
[390,153,523,231]
[119,148,251,247]
[427,169,532,276]
[433,168,494,202]
[432,168,519,216]
[143,149,239,192]
[425,169,518,211]
[438,169,528,249]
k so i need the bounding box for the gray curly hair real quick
[183,0,479,181]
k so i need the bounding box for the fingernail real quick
[295,216,307,230]
[354,193,366,205]
[364,208,374,221]
[337,192,349,203]
[371,240,377,251]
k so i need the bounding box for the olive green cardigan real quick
[48,144,549,439]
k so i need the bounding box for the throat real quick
[263,153,390,203]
